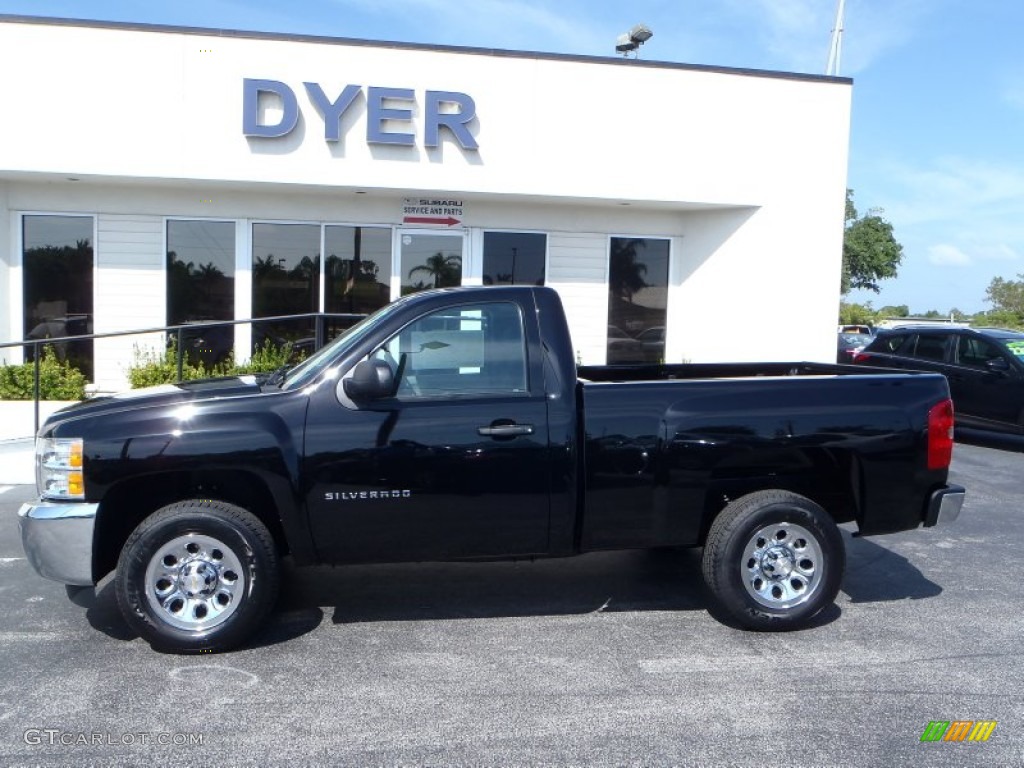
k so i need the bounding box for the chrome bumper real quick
[18,500,98,586]
[924,484,966,527]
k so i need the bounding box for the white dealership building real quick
[0,15,852,391]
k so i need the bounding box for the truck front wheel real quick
[701,490,844,630]
[115,500,279,653]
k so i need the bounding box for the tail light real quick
[927,398,955,470]
[851,350,872,363]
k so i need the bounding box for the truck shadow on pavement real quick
[282,548,710,627]
[74,533,942,650]
[840,531,943,603]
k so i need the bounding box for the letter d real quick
[243,79,299,138]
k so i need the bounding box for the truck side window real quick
[373,301,528,398]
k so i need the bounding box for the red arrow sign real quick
[402,216,461,227]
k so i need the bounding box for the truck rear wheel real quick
[115,500,279,653]
[702,490,844,630]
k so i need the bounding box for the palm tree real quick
[253,254,286,279]
[196,262,225,279]
[408,252,462,288]
[609,239,649,303]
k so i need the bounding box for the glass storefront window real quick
[324,225,392,315]
[252,223,320,353]
[482,232,546,286]
[400,232,463,296]
[22,215,95,380]
[607,237,669,364]
[167,220,235,365]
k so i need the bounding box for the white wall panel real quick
[93,215,164,390]
[547,232,608,365]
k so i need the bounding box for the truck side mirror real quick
[985,357,1010,374]
[343,359,395,401]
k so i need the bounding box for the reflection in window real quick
[23,215,94,380]
[607,237,669,364]
[252,223,320,351]
[400,232,462,295]
[167,220,235,365]
[958,337,1003,368]
[482,232,546,286]
[374,302,527,397]
[325,226,392,315]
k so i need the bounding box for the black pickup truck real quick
[19,286,965,653]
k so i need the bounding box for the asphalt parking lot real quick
[1,434,1022,767]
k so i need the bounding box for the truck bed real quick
[576,364,951,551]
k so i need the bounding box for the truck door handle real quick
[477,423,534,437]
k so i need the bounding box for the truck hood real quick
[43,376,264,430]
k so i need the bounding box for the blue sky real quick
[2,0,1021,314]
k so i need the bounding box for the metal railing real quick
[0,312,366,435]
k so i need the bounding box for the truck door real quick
[304,299,551,562]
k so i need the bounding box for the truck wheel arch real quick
[91,470,291,584]
[701,489,845,630]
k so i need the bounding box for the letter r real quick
[424,90,478,149]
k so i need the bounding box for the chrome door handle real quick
[477,424,534,437]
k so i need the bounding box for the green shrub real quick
[0,346,87,400]
[231,339,298,375]
[127,343,226,389]
[126,339,303,388]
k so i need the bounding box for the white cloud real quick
[928,244,972,266]
[330,0,607,53]
[715,0,933,75]
[878,157,1024,232]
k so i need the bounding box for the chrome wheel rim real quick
[144,533,246,632]
[742,521,822,610]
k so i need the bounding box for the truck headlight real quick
[36,438,85,500]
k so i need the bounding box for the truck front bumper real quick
[18,500,98,586]
[923,484,966,527]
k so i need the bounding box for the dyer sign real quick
[242,79,479,150]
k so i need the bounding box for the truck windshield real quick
[278,298,412,391]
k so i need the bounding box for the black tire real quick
[115,500,279,653]
[701,490,844,631]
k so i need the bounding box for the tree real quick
[842,189,903,294]
[408,252,461,289]
[838,301,875,326]
[985,274,1024,321]
[609,239,649,302]
[877,304,910,318]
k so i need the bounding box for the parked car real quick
[837,332,872,364]
[607,325,645,364]
[635,326,666,363]
[852,325,1024,433]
